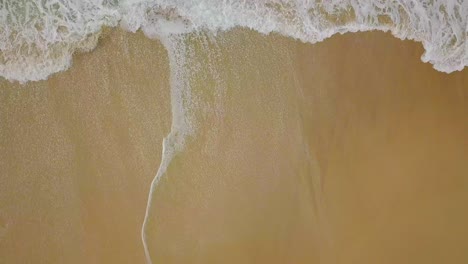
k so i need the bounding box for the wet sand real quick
[0,30,171,263]
[0,28,467,263]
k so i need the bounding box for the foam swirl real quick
[0,0,467,83]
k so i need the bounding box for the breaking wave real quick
[0,0,466,83]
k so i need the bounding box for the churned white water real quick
[0,0,467,83]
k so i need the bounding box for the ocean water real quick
[1,1,468,264]
[1,0,467,83]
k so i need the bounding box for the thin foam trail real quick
[140,34,194,264]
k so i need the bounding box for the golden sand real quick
[0,28,467,263]
[0,30,171,263]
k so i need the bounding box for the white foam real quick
[122,0,467,73]
[139,33,196,264]
[0,0,466,83]
[0,0,122,83]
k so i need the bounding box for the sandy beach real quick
[0,28,467,263]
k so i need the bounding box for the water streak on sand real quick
[140,34,195,263]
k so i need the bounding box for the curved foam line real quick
[0,0,467,83]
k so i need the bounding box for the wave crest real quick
[0,0,467,82]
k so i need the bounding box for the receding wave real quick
[0,0,467,83]
[2,1,466,264]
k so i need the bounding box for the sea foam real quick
[0,0,466,83]
[121,3,467,264]
[1,2,466,263]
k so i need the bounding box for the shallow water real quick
[0,30,171,263]
[1,27,467,263]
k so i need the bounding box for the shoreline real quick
[1,28,467,263]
